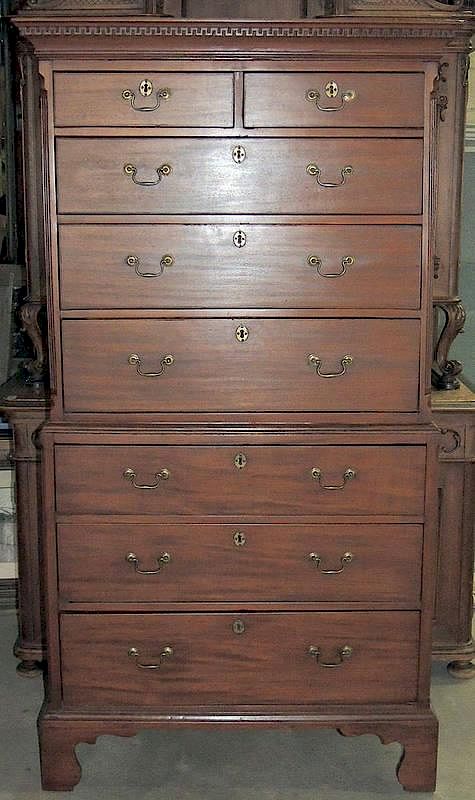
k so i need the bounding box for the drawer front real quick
[61,318,420,414]
[244,72,425,128]
[55,445,426,516]
[56,138,423,215]
[61,611,420,708]
[59,224,422,310]
[57,523,423,604]
[54,72,234,128]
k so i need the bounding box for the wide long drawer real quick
[54,72,234,128]
[54,444,426,516]
[57,523,423,604]
[244,72,425,128]
[61,318,420,414]
[61,611,420,707]
[55,137,423,215]
[58,224,422,310]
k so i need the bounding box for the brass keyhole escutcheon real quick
[325,80,339,99]
[233,531,246,547]
[234,453,247,470]
[232,619,246,635]
[235,325,249,342]
[139,79,153,97]
[233,230,247,248]
[232,145,246,164]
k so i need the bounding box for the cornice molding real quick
[12,19,473,38]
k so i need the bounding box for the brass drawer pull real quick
[311,467,356,490]
[308,551,354,574]
[305,88,356,113]
[307,255,354,278]
[128,353,175,377]
[306,163,353,188]
[126,254,174,278]
[126,551,171,575]
[128,645,174,670]
[124,162,172,186]
[122,85,171,113]
[307,354,353,378]
[123,467,170,489]
[308,645,353,668]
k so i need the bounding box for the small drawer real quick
[61,611,420,708]
[57,522,423,605]
[53,72,234,127]
[55,444,426,517]
[55,137,423,215]
[61,318,420,414]
[244,72,425,128]
[58,224,422,311]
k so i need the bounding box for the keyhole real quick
[235,325,249,342]
[325,80,339,99]
[234,453,247,469]
[233,230,247,248]
[233,531,246,547]
[232,145,246,164]
[139,79,153,97]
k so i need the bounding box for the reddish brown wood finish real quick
[11,5,465,793]
[57,522,423,604]
[54,71,235,127]
[58,223,422,310]
[60,318,421,413]
[55,137,423,215]
[54,443,427,517]
[244,72,425,128]
[60,611,420,707]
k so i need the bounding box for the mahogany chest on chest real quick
[13,3,473,792]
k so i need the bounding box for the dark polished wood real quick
[60,611,421,707]
[61,318,421,413]
[57,522,423,604]
[55,137,423,215]
[12,4,472,792]
[244,72,425,128]
[58,223,423,311]
[54,71,234,127]
[54,443,427,517]
[432,382,475,678]
[0,377,48,675]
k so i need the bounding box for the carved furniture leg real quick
[338,716,438,793]
[19,301,46,386]
[432,301,466,390]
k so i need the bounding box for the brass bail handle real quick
[307,354,353,378]
[128,353,175,378]
[128,646,174,670]
[126,551,171,575]
[311,467,356,491]
[124,162,172,186]
[122,80,171,112]
[126,254,174,278]
[307,255,354,278]
[308,645,353,668]
[306,163,353,188]
[123,467,170,490]
[308,552,354,574]
[305,87,356,113]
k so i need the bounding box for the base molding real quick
[38,706,438,793]
[0,578,17,610]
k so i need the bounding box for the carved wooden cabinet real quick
[12,0,474,793]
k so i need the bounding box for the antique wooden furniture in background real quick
[9,0,474,793]
[433,382,475,678]
[0,377,47,674]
